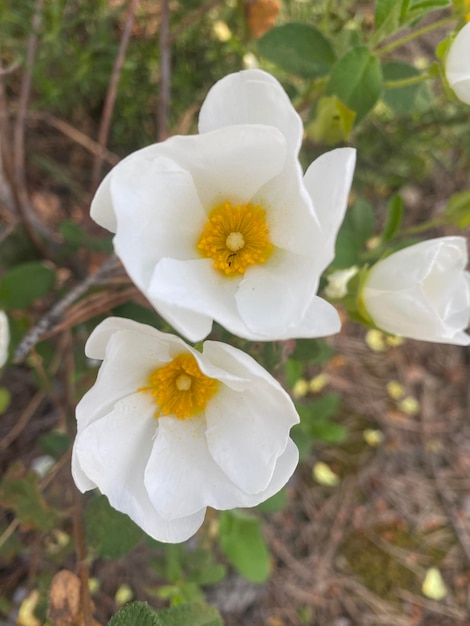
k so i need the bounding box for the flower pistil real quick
[198,201,273,275]
[139,353,218,419]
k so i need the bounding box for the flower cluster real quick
[74,68,470,544]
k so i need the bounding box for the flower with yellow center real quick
[91,69,356,342]
[72,318,300,543]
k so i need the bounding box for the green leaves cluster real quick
[257,0,451,136]
[108,601,222,626]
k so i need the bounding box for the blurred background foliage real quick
[1,0,470,624]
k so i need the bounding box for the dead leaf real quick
[48,570,101,626]
[246,0,280,39]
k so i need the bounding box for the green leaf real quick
[382,193,404,241]
[107,602,162,626]
[298,394,341,423]
[257,23,335,78]
[290,338,334,364]
[307,95,356,145]
[60,220,112,253]
[0,387,11,413]
[255,488,287,513]
[401,0,450,24]
[382,61,422,113]
[443,191,470,229]
[85,495,143,559]
[333,199,375,268]
[39,431,71,459]
[0,262,55,309]
[374,0,403,36]
[309,420,348,443]
[328,47,383,121]
[157,602,223,626]
[219,510,271,583]
[0,467,57,531]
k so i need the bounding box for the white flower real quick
[0,311,9,368]
[72,317,299,543]
[446,22,470,105]
[362,237,470,345]
[91,69,356,342]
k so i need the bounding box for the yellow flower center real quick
[197,201,273,276]
[139,353,218,420]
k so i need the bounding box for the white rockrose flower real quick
[91,69,356,342]
[0,311,9,368]
[446,22,470,105]
[72,317,299,543]
[362,237,470,345]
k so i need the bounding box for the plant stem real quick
[374,16,455,57]
[384,73,430,89]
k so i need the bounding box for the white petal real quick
[73,393,205,543]
[303,147,357,269]
[148,258,248,342]
[111,156,207,290]
[277,294,342,339]
[144,415,299,518]
[199,69,303,155]
[205,383,297,493]
[446,23,470,105]
[236,253,319,337]
[255,161,322,258]
[0,311,9,368]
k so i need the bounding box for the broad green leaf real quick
[401,0,450,24]
[284,358,303,387]
[298,394,341,423]
[328,47,383,121]
[374,0,403,36]
[382,61,422,113]
[257,23,335,78]
[219,510,271,583]
[60,220,112,253]
[308,420,348,443]
[382,193,404,241]
[38,431,72,459]
[108,602,162,626]
[0,262,55,309]
[85,495,143,559]
[333,199,375,268]
[0,467,57,531]
[157,602,223,626]
[0,387,11,413]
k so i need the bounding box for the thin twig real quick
[169,0,221,44]
[14,255,120,364]
[157,0,171,141]
[12,0,50,256]
[32,112,120,167]
[90,0,139,192]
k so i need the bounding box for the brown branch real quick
[157,0,171,141]
[14,255,121,364]
[90,0,139,192]
[32,112,120,167]
[12,0,50,257]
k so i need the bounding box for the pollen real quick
[139,353,218,420]
[197,201,273,276]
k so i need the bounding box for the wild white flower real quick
[72,317,299,543]
[362,237,470,345]
[91,69,356,342]
[0,311,9,368]
[446,22,470,105]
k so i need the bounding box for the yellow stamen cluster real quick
[139,353,218,420]
[198,201,273,276]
